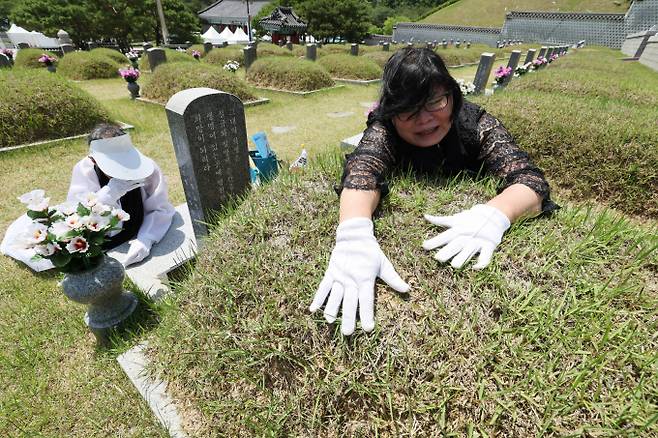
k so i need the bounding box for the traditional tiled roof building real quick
[258,6,307,44]
[199,0,271,34]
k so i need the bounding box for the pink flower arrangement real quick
[192,50,201,60]
[16,190,129,272]
[532,57,548,69]
[118,67,140,82]
[38,54,57,66]
[0,48,14,59]
[494,65,513,84]
[549,53,559,63]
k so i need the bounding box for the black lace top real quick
[339,100,558,213]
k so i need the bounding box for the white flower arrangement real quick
[456,78,476,95]
[223,60,240,73]
[16,189,129,272]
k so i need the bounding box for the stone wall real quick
[393,0,658,49]
[639,34,658,70]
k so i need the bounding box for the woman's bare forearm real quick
[339,189,380,223]
[486,183,542,223]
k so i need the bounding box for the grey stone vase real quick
[47,64,56,73]
[127,81,140,99]
[61,255,138,338]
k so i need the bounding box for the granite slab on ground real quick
[341,132,363,150]
[108,203,196,300]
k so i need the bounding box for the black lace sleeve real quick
[477,112,558,213]
[336,121,397,196]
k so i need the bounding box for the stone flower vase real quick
[127,80,140,99]
[61,255,138,342]
[46,64,56,73]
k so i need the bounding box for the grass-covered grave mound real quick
[362,50,394,68]
[246,57,334,92]
[185,44,205,58]
[89,48,128,66]
[14,48,58,69]
[138,47,196,71]
[58,51,121,80]
[203,47,245,67]
[142,62,256,104]
[484,47,658,218]
[148,152,658,436]
[0,69,110,148]
[256,43,294,58]
[318,54,382,80]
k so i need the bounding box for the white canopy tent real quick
[6,24,59,48]
[217,26,234,43]
[31,30,59,48]
[229,27,250,44]
[201,26,223,44]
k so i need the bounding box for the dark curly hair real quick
[87,123,126,144]
[371,48,463,123]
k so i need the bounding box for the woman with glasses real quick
[310,47,557,336]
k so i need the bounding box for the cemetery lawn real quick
[421,0,630,28]
[0,46,655,436]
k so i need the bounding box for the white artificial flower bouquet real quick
[456,78,476,95]
[223,60,240,73]
[17,189,130,273]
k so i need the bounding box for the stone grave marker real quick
[222,41,228,47]
[143,42,153,51]
[455,40,461,48]
[243,45,256,70]
[88,42,98,50]
[17,42,29,49]
[538,46,547,59]
[306,43,317,61]
[473,52,496,94]
[426,42,432,49]
[407,42,413,48]
[383,42,389,52]
[350,43,359,56]
[546,47,554,59]
[524,48,536,64]
[57,29,72,45]
[505,50,522,85]
[286,41,293,51]
[203,42,213,53]
[0,53,11,68]
[147,47,167,72]
[165,88,251,241]
[60,44,75,54]
[467,41,471,49]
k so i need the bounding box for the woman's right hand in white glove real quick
[98,178,144,204]
[309,217,410,336]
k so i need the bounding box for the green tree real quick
[300,0,371,42]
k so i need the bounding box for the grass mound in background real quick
[246,56,334,91]
[14,48,58,69]
[318,54,382,80]
[139,48,196,71]
[185,44,205,58]
[142,62,256,104]
[0,69,109,148]
[149,153,658,436]
[89,48,127,65]
[257,44,294,58]
[203,47,245,67]
[58,51,121,80]
[478,47,657,218]
[362,50,394,68]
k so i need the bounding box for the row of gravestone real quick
[472,45,570,94]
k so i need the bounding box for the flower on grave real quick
[456,78,476,95]
[223,60,240,73]
[493,65,513,84]
[0,48,14,59]
[17,190,129,272]
[118,67,140,82]
[532,57,548,70]
[38,54,57,66]
[192,50,201,60]
[549,53,559,63]
[514,62,532,77]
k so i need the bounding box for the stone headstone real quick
[286,42,293,51]
[524,48,536,64]
[473,52,496,94]
[426,42,432,49]
[243,45,256,70]
[306,43,317,61]
[467,41,471,49]
[350,43,359,56]
[538,46,547,59]
[455,40,461,48]
[0,53,11,69]
[442,40,447,49]
[407,42,413,48]
[60,44,75,54]
[147,47,167,72]
[382,42,389,52]
[17,42,29,49]
[203,42,213,53]
[505,50,522,85]
[496,40,500,48]
[546,47,554,59]
[88,42,98,50]
[222,41,229,48]
[143,42,153,51]
[165,88,251,241]
[57,29,72,45]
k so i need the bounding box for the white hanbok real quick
[1,157,175,271]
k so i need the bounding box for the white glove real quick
[309,217,410,336]
[123,238,153,267]
[99,179,144,204]
[422,204,510,270]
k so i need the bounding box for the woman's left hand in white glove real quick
[422,204,510,270]
[123,238,153,267]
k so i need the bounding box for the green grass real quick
[13,48,59,69]
[58,51,123,80]
[247,57,335,91]
[420,0,631,27]
[1,46,657,436]
[318,54,383,80]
